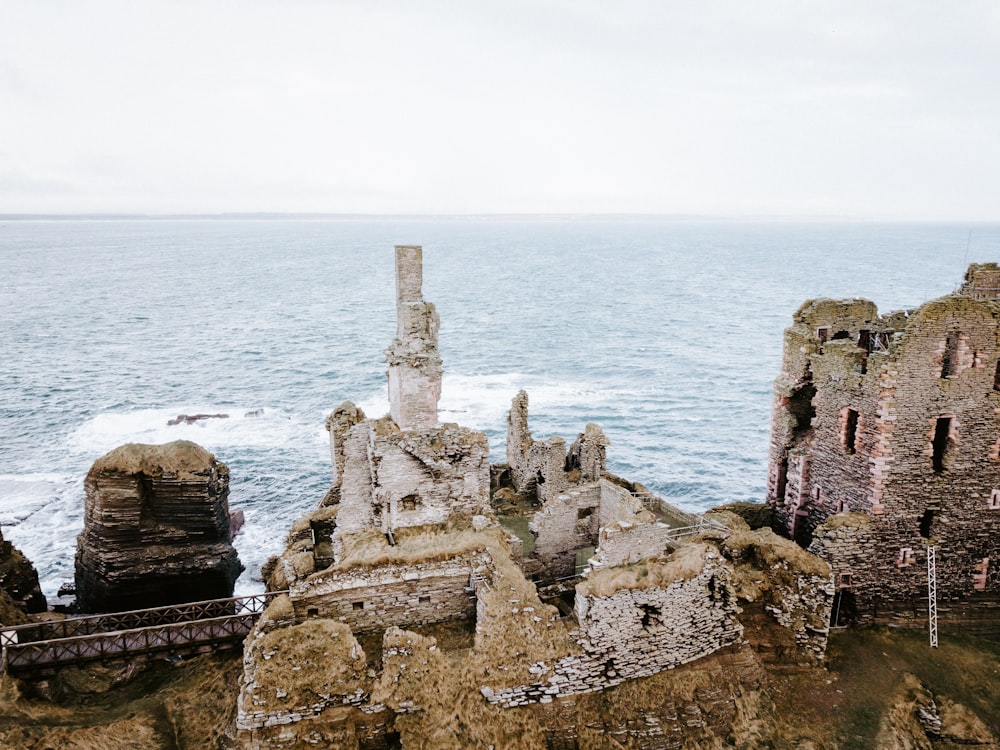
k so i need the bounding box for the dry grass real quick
[577,542,711,598]
[816,510,872,531]
[372,627,550,750]
[89,440,216,477]
[245,619,369,709]
[0,589,29,627]
[472,548,576,688]
[328,514,499,573]
[0,652,242,750]
[767,627,1000,748]
[722,526,830,578]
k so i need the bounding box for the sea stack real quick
[74,440,243,613]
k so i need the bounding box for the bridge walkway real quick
[0,591,287,676]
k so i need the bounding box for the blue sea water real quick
[1,217,998,600]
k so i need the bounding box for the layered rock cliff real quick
[74,440,243,613]
[0,526,46,623]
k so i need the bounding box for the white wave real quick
[0,473,74,484]
[0,475,79,528]
[66,405,315,458]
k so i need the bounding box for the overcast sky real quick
[1,1,998,219]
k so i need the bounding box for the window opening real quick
[932,417,951,472]
[941,331,961,378]
[994,360,1000,391]
[843,409,859,454]
[831,330,850,340]
[419,595,431,604]
[990,489,1000,510]
[307,607,319,618]
[775,457,788,501]
[835,498,845,512]
[577,506,594,521]
[816,327,829,344]
[919,509,935,539]
[352,601,364,611]
[400,495,419,512]
[857,330,871,349]
[973,558,990,590]
[897,547,915,568]
[638,603,661,632]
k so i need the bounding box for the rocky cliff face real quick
[0,526,46,622]
[74,440,243,613]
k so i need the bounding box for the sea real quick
[2,217,998,602]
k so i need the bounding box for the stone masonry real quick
[766,263,1000,632]
[506,390,609,503]
[385,245,442,431]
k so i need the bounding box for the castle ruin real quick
[237,246,834,748]
[766,263,1000,635]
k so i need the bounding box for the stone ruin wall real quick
[482,550,743,707]
[590,518,683,572]
[287,554,482,633]
[385,245,442,431]
[527,479,660,580]
[334,418,490,540]
[767,268,1000,629]
[529,483,602,579]
[505,390,608,504]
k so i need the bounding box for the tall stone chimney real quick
[385,245,442,430]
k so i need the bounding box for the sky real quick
[1,1,999,219]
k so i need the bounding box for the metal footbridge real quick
[0,591,287,676]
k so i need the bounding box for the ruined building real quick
[766,263,1000,635]
[238,246,834,749]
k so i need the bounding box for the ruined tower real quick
[385,245,442,431]
[766,264,1000,634]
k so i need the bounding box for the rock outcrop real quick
[0,526,46,622]
[74,440,243,613]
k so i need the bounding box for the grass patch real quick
[0,652,242,749]
[577,542,711,597]
[768,626,1000,748]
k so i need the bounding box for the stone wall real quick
[505,390,608,503]
[481,549,743,707]
[335,418,489,540]
[765,270,1000,629]
[529,483,601,578]
[385,245,442,431]
[325,401,366,486]
[288,553,484,633]
[590,519,679,571]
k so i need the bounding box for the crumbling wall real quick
[335,419,489,542]
[529,483,602,579]
[288,555,481,633]
[590,520,676,571]
[566,423,609,482]
[766,269,1000,629]
[961,261,1000,300]
[385,245,442,431]
[505,390,608,503]
[325,401,366,486]
[481,546,743,707]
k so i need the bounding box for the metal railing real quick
[0,591,287,674]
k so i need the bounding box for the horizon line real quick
[1,211,998,223]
